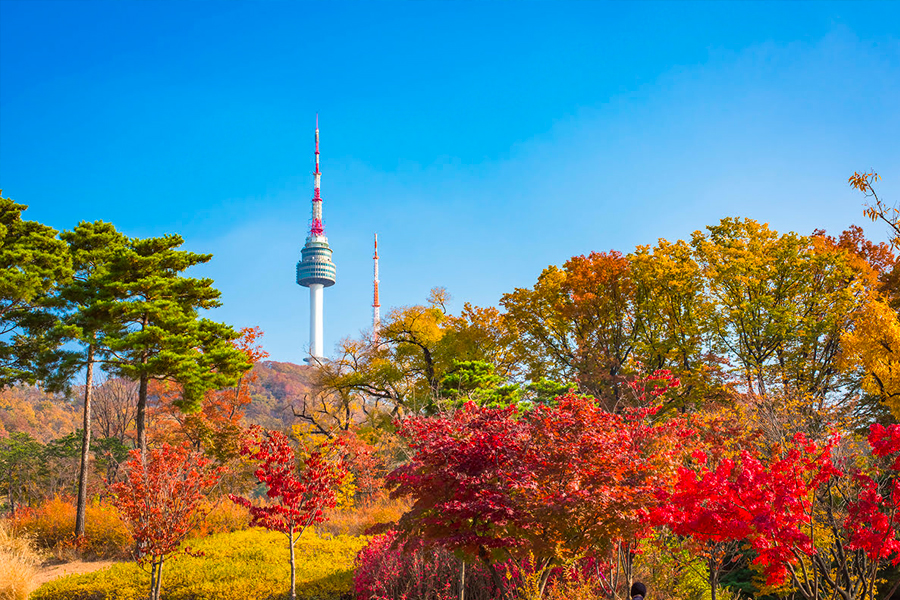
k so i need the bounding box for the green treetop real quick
[0,194,71,388]
[102,234,250,459]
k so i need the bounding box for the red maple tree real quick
[387,403,528,594]
[836,424,900,598]
[388,371,688,598]
[229,425,348,600]
[650,433,838,599]
[109,443,222,600]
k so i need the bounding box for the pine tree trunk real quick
[75,343,94,538]
[136,314,149,463]
[137,369,148,463]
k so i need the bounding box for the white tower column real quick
[309,283,324,358]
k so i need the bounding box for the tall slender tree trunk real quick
[709,557,718,600]
[459,561,465,600]
[621,542,634,598]
[289,529,297,600]
[136,315,149,463]
[156,558,164,600]
[149,558,158,600]
[75,343,94,538]
[137,367,148,463]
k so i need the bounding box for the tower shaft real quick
[309,283,324,357]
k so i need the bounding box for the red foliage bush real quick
[354,531,614,600]
[354,531,506,600]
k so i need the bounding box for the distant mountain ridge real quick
[0,361,313,442]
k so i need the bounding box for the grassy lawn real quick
[31,529,368,600]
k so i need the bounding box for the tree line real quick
[310,197,897,437]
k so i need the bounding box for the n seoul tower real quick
[296,116,336,360]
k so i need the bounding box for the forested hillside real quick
[0,360,313,446]
[244,361,314,430]
[0,386,79,443]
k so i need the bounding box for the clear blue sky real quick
[2,1,898,363]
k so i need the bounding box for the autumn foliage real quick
[149,326,269,460]
[650,433,839,597]
[230,425,348,600]
[385,367,900,599]
[109,443,222,600]
[388,371,689,595]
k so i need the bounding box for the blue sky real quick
[2,1,899,363]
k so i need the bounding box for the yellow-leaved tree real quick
[842,293,900,415]
[844,171,900,417]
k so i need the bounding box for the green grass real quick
[31,529,369,600]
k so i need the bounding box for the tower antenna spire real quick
[310,114,323,236]
[373,233,381,339]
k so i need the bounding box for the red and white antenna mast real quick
[373,233,381,338]
[309,114,324,236]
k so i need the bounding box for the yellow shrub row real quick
[32,528,368,600]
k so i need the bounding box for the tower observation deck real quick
[296,117,336,360]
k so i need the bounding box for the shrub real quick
[317,497,407,537]
[632,533,713,600]
[0,521,41,600]
[354,531,506,600]
[81,502,134,559]
[355,532,625,600]
[189,498,251,538]
[9,496,131,560]
[32,528,367,600]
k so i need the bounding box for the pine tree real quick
[56,221,129,537]
[0,194,71,388]
[102,234,249,460]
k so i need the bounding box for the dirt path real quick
[34,559,118,586]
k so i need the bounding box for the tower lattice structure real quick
[296,116,336,360]
[373,233,380,338]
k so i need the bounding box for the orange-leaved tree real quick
[109,443,222,600]
[229,425,348,600]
